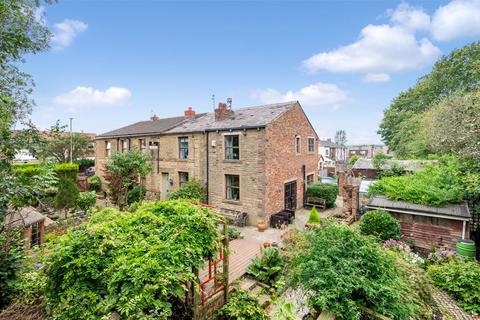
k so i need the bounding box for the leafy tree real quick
[45,200,222,320]
[37,121,92,163]
[425,89,480,159]
[379,42,480,156]
[334,129,347,146]
[348,154,360,166]
[104,150,152,210]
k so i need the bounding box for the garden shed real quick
[4,207,51,248]
[366,196,470,250]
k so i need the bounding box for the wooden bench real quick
[218,208,248,227]
[306,197,326,210]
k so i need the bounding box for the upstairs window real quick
[105,141,111,157]
[149,141,159,149]
[306,174,314,185]
[225,175,240,201]
[179,137,189,159]
[225,135,240,160]
[295,136,301,154]
[307,137,315,153]
[121,140,128,152]
[179,172,189,187]
[139,139,146,152]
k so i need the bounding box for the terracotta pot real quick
[257,223,267,232]
[263,241,271,248]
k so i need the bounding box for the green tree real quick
[379,42,480,156]
[104,150,152,210]
[37,121,92,162]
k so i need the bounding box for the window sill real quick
[223,159,242,164]
[222,199,242,205]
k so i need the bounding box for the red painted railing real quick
[199,250,225,304]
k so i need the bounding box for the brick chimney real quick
[184,106,196,119]
[150,114,159,121]
[214,102,233,121]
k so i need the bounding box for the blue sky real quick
[26,0,480,144]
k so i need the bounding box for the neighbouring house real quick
[4,207,54,248]
[351,158,436,180]
[347,144,391,160]
[318,138,346,177]
[366,196,471,250]
[95,101,319,224]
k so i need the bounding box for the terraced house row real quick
[95,101,319,224]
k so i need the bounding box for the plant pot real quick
[263,241,271,248]
[257,223,267,232]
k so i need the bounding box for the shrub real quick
[75,191,96,212]
[53,163,79,181]
[306,183,338,208]
[45,200,222,319]
[359,210,401,242]
[348,154,360,165]
[87,175,101,192]
[246,247,283,286]
[127,184,146,205]
[427,247,457,265]
[216,289,268,320]
[289,223,420,319]
[54,176,79,210]
[428,260,480,313]
[307,206,321,224]
[168,180,206,202]
[368,161,465,206]
[227,226,241,240]
[0,232,25,308]
[75,158,94,172]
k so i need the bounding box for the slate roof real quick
[97,116,190,138]
[319,139,342,148]
[352,158,436,171]
[165,101,298,133]
[5,207,46,227]
[367,196,470,220]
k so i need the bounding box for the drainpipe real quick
[205,131,209,204]
[302,164,306,207]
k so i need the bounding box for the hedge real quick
[306,183,338,208]
[359,210,401,242]
[53,163,79,181]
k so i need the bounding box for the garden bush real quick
[54,176,79,210]
[0,232,25,308]
[75,158,94,172]
[368,160,465,206]
[75,191,96,212]
[87,175,101,192]
[428,260,480,313]
[306,183,338,208]
[307,206,321,224]
[168,180,206,202]
[359,210,401,242]
[53,163,79,181]
[45,200,222,319]
[227,226,241,240]
[288,222,422,319]
[216,289,268,320]
[246,247,284,286]
[127,184,146,205]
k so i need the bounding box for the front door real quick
[284,180,297,211]
[161,173,170,200]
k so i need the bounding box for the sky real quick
[26,0,480,144]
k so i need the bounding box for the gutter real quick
[365,205,471,221]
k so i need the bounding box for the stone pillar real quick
[351,185,359,216]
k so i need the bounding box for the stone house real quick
[95,101,319,224]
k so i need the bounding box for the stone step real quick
[258,294,270,308]
[238,277,257,291]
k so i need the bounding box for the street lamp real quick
[69,117,73,163]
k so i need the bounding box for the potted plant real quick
[257,218,267,232]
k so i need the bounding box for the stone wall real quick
[265,104,319,217]
[207,129,267,225]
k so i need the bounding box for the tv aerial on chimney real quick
[226,97,232,109]
[211,94,215,109]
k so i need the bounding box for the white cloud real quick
[303,24,440,76]
[51,19,88,49]
[431,0,480,41]
[389,2,431,31]
[54,86,132,111]
[364,73,390,82]
[252,83,348,108]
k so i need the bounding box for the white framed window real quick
[225,174,240,201]
[105,141,111,157]
[306,173,314,185]
[225,135,240,160]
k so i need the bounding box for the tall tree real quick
[378,42,480,156]
[334,129,347,146]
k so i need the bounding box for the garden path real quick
[432,288,474,320]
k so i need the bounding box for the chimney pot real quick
[150,114,159,121]
[215,102,233,121]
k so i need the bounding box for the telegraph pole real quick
[69,117,73,163]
